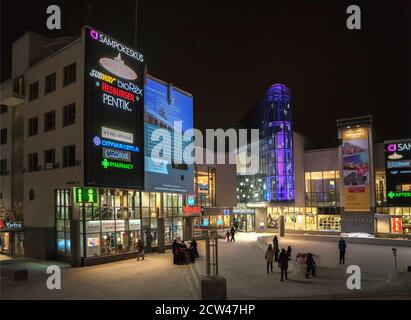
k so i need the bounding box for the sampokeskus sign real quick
[385,139,411,206]
[84,26,145,189]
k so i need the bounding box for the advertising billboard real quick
[384,140,411,206]
[84,27,145,188]
[144,76,194,193]
[342,127,371,211]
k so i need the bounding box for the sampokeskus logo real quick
[387,144,396,152]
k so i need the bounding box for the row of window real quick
[27,145,77,172]
[0,104,75,145]
[28,103,76,136]
[28,63,76,101]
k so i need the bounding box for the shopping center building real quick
[1,27,410,265]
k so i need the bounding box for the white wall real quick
[23,39,84,228]
[304,147,339,172]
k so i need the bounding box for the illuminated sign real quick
[187,195,195,206]
[391,218,403,233]
[93,136,139,152]
[84,26,144,188]
[89,29,144,62]
[232,208,255,214]
[102,147,131,162]
[101,158,133,170]
[75,188,97,203]
[102,127,133,144]
[99,53,138,80]
[385,139,411,206]
[183,206,201,216]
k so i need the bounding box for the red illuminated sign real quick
[0,219,4,229]
[392,218,403,233]
[183,206,201,216]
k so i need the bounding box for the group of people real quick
[225,227,236,242]
[172,239,199,265]
[265,236,348,281]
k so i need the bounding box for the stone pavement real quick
[191,233,411,299]
[1,251,198,300]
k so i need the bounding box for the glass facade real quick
[195,165,215,207]
[56,188,185,258]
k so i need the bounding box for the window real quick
[29,81,39,101]
[0,159,7,176]
[44,110,56,132]
[63,63,76,86]
[0,128,7,144]
[44,149,56,170]
[63,145,76,167]
[63,103,76,126]
[13,76,24,95]
[0,104,7,114]
[28,117,38,136]
[45,72,56,94]
[28,152,39,172]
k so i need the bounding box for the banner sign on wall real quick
[342,127,371,211]
[84,26,144,189]
[385,140,411,206]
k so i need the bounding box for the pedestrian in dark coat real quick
[225,231,231,242]
[188,242,196,263]
[306,253,316,279]
[172,239,179,264]
[230,227,235,242]
[191,238,199,258]
[179,241,187,264]
[273,236,280,262]
[278,248,289,281]
[136,239,144,261]
[287,246,292,259]
[338,238,346,264]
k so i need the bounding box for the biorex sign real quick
[84,27,144,189]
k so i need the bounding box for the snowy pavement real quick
[193,232,411,299]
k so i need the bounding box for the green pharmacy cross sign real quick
[75,188,98,203]
[387,191,411,199]
[101,158,133,170]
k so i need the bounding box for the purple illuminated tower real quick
[263,84,294,202]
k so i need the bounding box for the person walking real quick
[188,242,196,263]
[338,237,346,264]
[136,239,144,261]
[225,230,231,242]
[179,240,187,264]
[306,253,316,279]
[265,244,274,274]
[273,235,280,262]
[278,248,289,281]
[287,246,292,260]
[191,238,199,258]
[230,226,235,242]
[172,239,179,265]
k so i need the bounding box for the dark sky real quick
[1,0,410,148]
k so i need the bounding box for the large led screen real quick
[84,27,144,188]
[144,76,194,193]
[385,140,411,206]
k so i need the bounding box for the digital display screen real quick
[143,76,194,193]
[84,27,145,189]
[385,140,411,206]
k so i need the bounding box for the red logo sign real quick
[392,218,403,233]
[0,219,4,229]
[183,206,201,216]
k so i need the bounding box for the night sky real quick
[1,0,410,148]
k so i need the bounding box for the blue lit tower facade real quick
[263,84,294,202]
